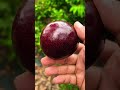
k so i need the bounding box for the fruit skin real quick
[40,21,79,59]
[12,0,35,73]
[85,1,105,69]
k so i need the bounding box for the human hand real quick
[86,1,120,89]
[93,0,120,45]
[14,71,34,90]
[86,40,120,90]
[41,21,85,90]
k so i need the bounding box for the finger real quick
[45,65,75,75]
[77,46,85,67]
[75,37,85,77]
[75,46,85,75]
[76,47,85,89]
[74,21,85,42]
[41,54,78,66]
[52,75,76,85]
[41,57,65,66]
[74,43,84,54]
[81,78,85,90]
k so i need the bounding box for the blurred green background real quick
[0,0,23,70]
[35,0,85,89]
[0,0,25,89]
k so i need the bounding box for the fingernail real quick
[75,21,83,28]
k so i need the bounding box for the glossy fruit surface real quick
[12,0,34,73]
[85,1,105,69]
[40,21,79,59]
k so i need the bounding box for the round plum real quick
[12,0,34,73]
[40,21,79,59]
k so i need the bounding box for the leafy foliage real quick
[0,0,25,89]
[59,84,79,90]
[0,0,20,55]
[35,0,85,89]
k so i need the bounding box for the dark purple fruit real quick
[85,1,105,69]
[12,0,34,73]
[40,21,79,59]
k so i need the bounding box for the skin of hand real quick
[85,40,120,90]
[86,0,120,90]
[14,71,34,90]
[93,0,120,45]
[86,40,120,90]
[41,21,85,90]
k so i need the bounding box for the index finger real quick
[41,54,78,66]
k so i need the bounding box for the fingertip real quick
[52,76,62,84]
[41,56,51,66]
[45,66,58,76]
[74,21,84,30]
[41,56,58,66]
[74,21,80,25]
[40,57,46,65]
[52,77,57,84]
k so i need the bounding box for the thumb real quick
[74,21,85,43]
